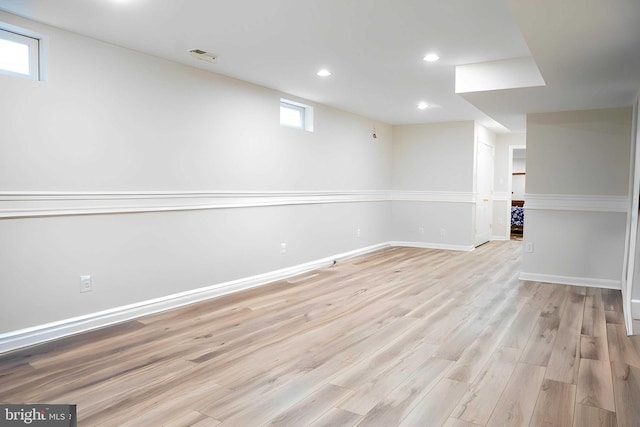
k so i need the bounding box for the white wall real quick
[521,108,632,288]
[526,109,631,196]
[1,15,392,192]
[391,121,476,249]
[0,12,393,335]
[392,122,475,192]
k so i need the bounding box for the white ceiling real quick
[1,0,639,132]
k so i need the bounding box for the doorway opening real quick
[475,140,494,247]
[509,146,526,240]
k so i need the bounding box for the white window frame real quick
[0,27,41,81]
[280,98,314,132]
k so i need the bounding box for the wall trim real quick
[525,194,629,213]
[0,190,481,219]
[632,299,640,320]
[0,190,391,219]
[2,245,621,354]
[391,191,475,203]
[519,272,621,290]
[390,241,475,252]
[0,242,390,354]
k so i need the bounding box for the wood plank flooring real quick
[1,241,639,426]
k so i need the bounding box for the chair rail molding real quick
[390,190,475,203]
[0,190,485,219]
[525,194,629,213]
[0,190,391,219]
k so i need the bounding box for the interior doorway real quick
[475,140,494,246]
[508,146,526,240]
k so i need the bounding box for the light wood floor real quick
[1,241,639,426]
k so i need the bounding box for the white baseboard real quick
[390,241,475,252]
[491,236,510,241]
[0,243,390,354]
[519,272,621,290]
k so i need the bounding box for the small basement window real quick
[280,98,314,132]
[0,28,40,80]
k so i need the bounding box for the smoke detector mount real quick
[188,49,218,64]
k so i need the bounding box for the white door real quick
[475,140,494,246]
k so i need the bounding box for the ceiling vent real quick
[188,49,218,64]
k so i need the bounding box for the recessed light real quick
[317,69,332,77]
[423,53,440,62]
[418,102,429,110]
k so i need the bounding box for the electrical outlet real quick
[357,228,361,237]
[440,228,446,236]
[80,275,92,293]
[526,242,534,253]
[419,227,424,235]
[280,243,287,254]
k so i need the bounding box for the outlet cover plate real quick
[80,275,92,293]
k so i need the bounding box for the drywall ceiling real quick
[0,0,638,132]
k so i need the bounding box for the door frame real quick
[507,145,526,239]
[622,98,639,335]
